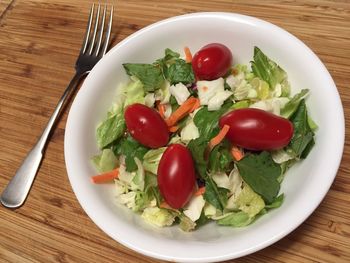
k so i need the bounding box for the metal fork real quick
[0,4,113,208]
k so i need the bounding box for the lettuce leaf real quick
[251,47,290,96]
[217,211,254,227]
[281,89,309,118]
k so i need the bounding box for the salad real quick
[91,43,317,231]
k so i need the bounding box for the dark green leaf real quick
[281,89,309,118]
[163,48,180,62]
[209,145,232,173]
[165,59,195,85]
[193,103,232,140]
[236,151,281,204]
[187,138,207,178]
[251,46,288,90]
[195,211,209,227]
[288,99,314,158]
[123,63,164,92]
[116,136,149,172]
[169,95,180,111]
[97,112,126,149]
[265,194,284,209]
[300,137,315,159]
[203,176,229,211]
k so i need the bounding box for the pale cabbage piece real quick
[163,104,172,119]
[114,180,128,196]
[249,97,289,116]
[141,207,176,227]
[225,74,238,89]
[207,90,233,111]
[169,82,191,105]
[155,80,171,104]
[144,93,155,107]
[204,203,217,217]
[197,78,225,105]
[183,195,206,222]
[180,119,200,142]
[272,149,295,164]
[118,191,137,210]
[132,157,145,191]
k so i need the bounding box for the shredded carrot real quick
[191,98,201,112]
[156,101,166,119]
[184,46,193,63]
[231,146,244,161]
[165,97,199,127]
[194,186,206,196]
[232,68,239,76]
[91,168,119,184]
[204,125,230,160]
[160,201,172,209]
[169,125,179,133]
[208,125,230,151]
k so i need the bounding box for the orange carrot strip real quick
[204,125,230,160]
[91,168,119,184]
[160,201,172,209]
[156,101,166,119]
[231,146,244,161]
[169,125,179,133]
[208,125,230,151]
[184,46,193,63]
[165,97,199,127]
[194,186,206,196]
[191,98,201,112]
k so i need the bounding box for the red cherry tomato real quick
[124,103,169,148]
[219,108,294,151]
[157,144,196,209]
[192,43,233,80]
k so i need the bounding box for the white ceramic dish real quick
[64,13,344,262]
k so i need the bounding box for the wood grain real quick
[0,1,349,262]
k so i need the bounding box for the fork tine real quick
[102,5,113,56]
[95,5,107,56]
[81,4,94,54]
[88,4,101,55]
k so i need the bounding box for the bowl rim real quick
[64,12,345,263]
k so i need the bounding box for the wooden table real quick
[0,1,349,262]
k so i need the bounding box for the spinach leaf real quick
[251,46,289,93]
[123,63,164,92]
[188,103,233,178]
[187,138,208,178]
[97,111,126,149]
[236,151,281,204]
[193,102,232,140]
[209,144,232,173]
[281,89,309,118]
[288,99,314,158]
[115,136,149,172]
[165,59,195,85]
[203,176,229,211]
[265,194,284,209]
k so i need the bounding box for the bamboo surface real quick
[0,1,349,262]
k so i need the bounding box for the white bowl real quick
[64,13,344,262]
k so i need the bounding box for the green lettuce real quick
[251,46,290,96]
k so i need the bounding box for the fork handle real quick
[0,71,86,208]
